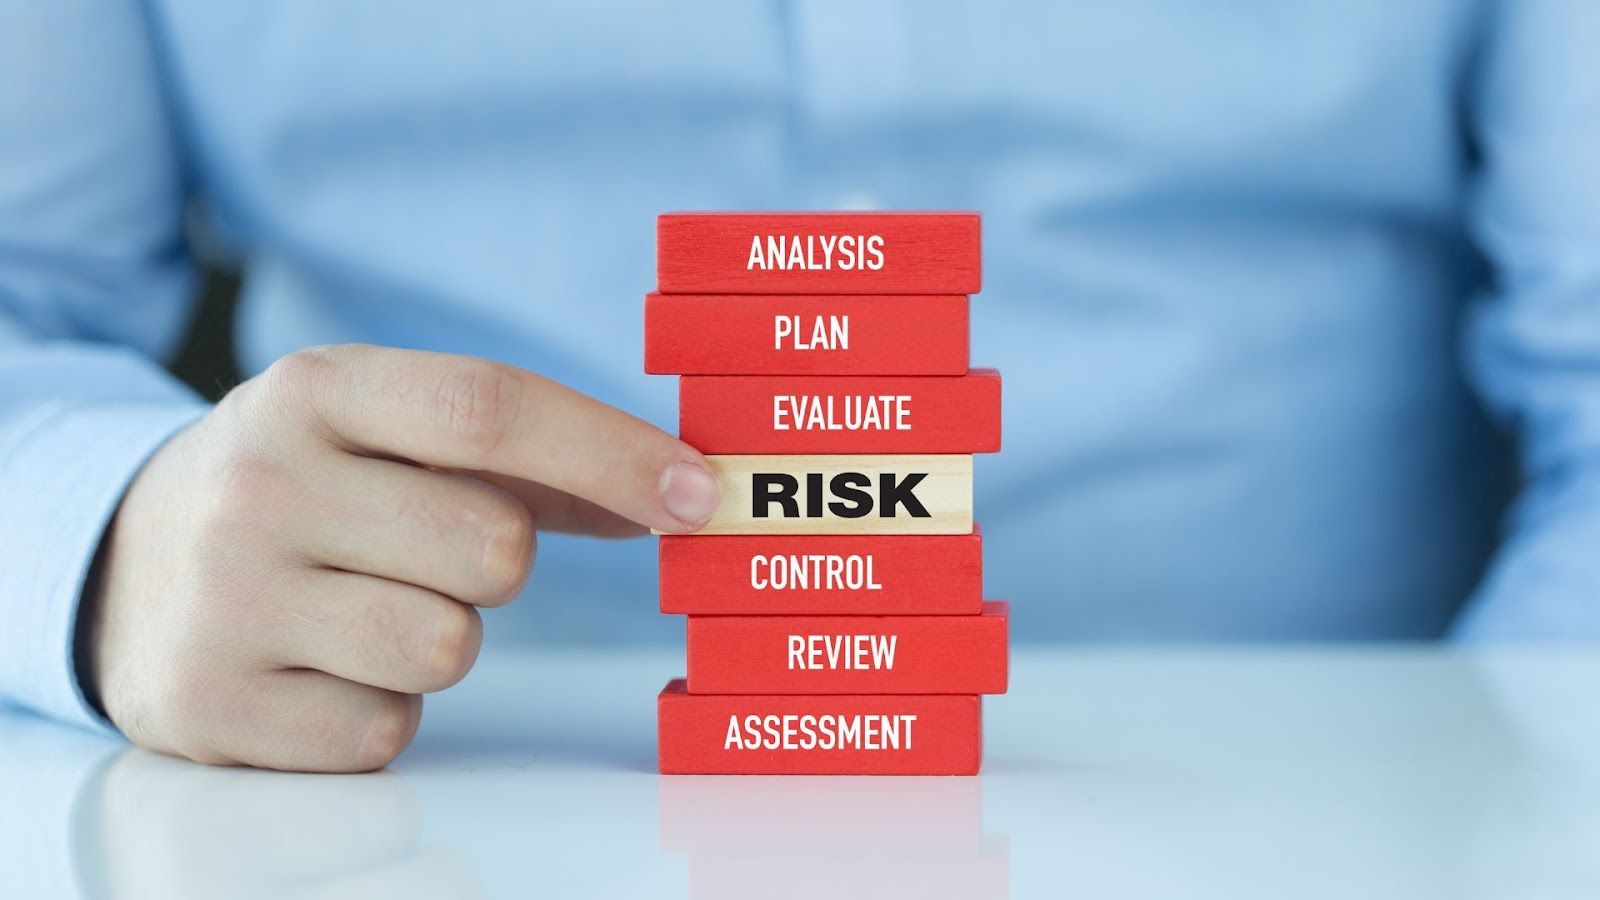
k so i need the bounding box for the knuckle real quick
[154,653,232,736]
[225,345,354,439]
[194,457,294,566]
[350,694,421,771]
[209,453,286,513]
[475,496,536,603]
[432,360,524,456]
[158,660,210,723]
[264,345,343,401]
[412,603,482,691]
[187,550,264,620]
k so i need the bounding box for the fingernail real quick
[660,461,720,528]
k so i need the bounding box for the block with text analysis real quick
[686,601,1008,695]
[657,212,981,294]
[644,293,968,375]
[679,454,973,535]
[679,369,1001,454]
[658,530,983,615]
[657,680,981,775]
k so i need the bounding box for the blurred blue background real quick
[9,1,1600,650]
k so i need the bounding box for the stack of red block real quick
[645,212,1006,775]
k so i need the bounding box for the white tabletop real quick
[3,647,1598,899]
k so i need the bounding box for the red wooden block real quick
[644,293,968,375]
[658,530,983,615]
[657,212,981,294]
[657,680,982,775]
[686,602,1009,695]
[679,369,1001,454]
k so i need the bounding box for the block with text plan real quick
[679,369,1001,454]
[656,213,981,294]
[657,680,982,775]
[686,601,1008,695]
[644,293,968,375]
[682,454,973,535]
[658,530,984,616]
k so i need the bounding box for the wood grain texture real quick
[657,212,981,294]
[679,369,1001,454]
[657,679,982,775]
[686,601,1008,695]
[680,454,973,535]
[658,529,984,615]
[644,293,968,375]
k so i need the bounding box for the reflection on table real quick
[659,775,1007,900]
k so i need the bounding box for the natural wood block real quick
[679,369,1001,454]
[657,680,982,775]
[686,601,1008,695]
[657,212,981,294]
[643,293,968,376]
[680,454,972,535]
[658,530,983,615]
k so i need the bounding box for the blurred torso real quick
[151,0,1507,642]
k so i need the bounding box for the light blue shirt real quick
[3,1,1598,731]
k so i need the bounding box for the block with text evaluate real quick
[658,530,984,616]
[679,369,1001,454]
[688,454,973,535]
[657,680,981,775]
[656,213,981,294]
[686,601,1008,695]
[644,293,968,375]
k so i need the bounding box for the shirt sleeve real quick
[0,2,208,728]
[1454,0,1600,638]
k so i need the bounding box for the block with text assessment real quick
[686,601,1008,695]
[644,293,968,375]
[658,530,983,615]
[656,213,981,294]
[680,369,1001,454]
[657,680,981,775]
[680,454,973,535]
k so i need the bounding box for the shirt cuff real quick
[0,400,206,732]
[1453,475,1600,641]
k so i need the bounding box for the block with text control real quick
[658,530,983,616]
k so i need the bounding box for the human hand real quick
[82,345,719,771]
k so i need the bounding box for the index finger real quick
[268,344,720,534]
